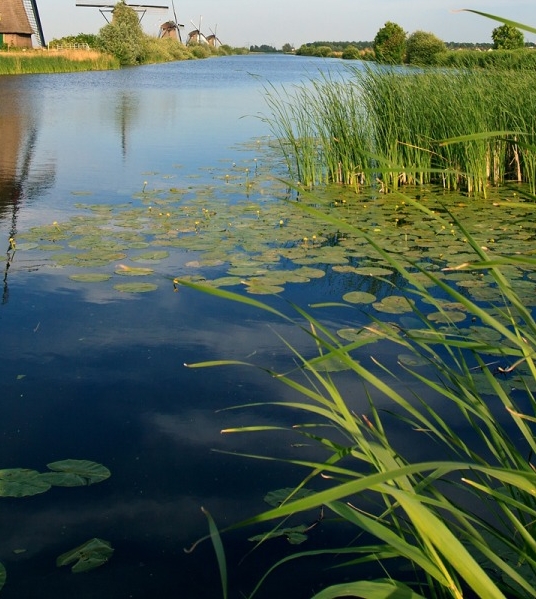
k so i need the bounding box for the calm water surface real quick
[0,54,375,599]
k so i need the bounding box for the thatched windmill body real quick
[0,0,46,48]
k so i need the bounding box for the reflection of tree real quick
[114,92,139,159]
[0,86,56,304]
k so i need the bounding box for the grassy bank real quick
[0,49,120,75]
[263,66,536,195]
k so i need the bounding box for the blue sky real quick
[38,1,536,48]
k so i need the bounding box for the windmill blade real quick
[171,0,182,42]
[23,0,46,47]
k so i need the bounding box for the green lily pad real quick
[131,251,169,262]
[373,296,415,314]
[68,274,112,283]
[0,562,5,592]
[264,488,317,507]
[114,282,158,293]
[56,538,114,573]
[342,291,376,304]
[248,525,309,545]
[398,354,429,367]
[46,460,111,485]
[427,311,467,324]
[39,472,88,487]
[115,265,154,276]
[0,469,51,497]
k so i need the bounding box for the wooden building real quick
[0,0,34,48]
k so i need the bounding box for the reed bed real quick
[263,66,536,195]
[0,50,119,75]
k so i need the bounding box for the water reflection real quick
[0,82,56,303]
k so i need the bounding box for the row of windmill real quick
[0,0,221,49]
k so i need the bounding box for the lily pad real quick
[0,469,51,497]
[373,296,415,314]
[114,282,158,293]
[342,291,376,304]
[46,460,111,485]
[68,274,112,283]
[248,525,309,545]
[264,488,317,507]
[427,311,467,324]
[56,538,114,573]
[0,562,5,592]
[115,265,154,276]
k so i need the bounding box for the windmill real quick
[159,0,183,42]
[186,16,208,45]
[0,0,46,48]
[206,25,221,48]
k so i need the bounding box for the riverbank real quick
[0,49,120,75]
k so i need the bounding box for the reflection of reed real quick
[0,85,55,304]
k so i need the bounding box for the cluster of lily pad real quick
[0,460,111,590]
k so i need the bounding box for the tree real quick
[282,43,294,53]
[492,24,524,50]
[373,21,406,64]
[98,1,147,65]
[406,30,446,65]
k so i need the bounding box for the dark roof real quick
[0,0,34,35]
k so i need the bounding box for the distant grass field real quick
[0,49,120,75]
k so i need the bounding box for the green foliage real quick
[341,45,361,60]
[262,66,536,193]
[49,34,100,49]
[405,30,446,65]
[0,51,119,75]
[436,48,536,69]
[98,2,146,65]
[56,538,114,573]
[282,43,294,53]
[492,23,525,49]
[373,21,406,64]
[250,44,278,53]
[183,198,536,597]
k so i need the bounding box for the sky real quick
[37,1,536,48]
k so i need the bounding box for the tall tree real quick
[492,24,524,50]
[99,1,147,65]
[373,21,406,64]
[406,31,446,65]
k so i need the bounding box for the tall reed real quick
[263,66,536,195]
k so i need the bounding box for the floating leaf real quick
[114,282,158,293]
[351,266,393,276]
[68,274,112,283]
[398,354,429,367]
[0,562,5,591]
[56,538,114,573]
[428,311,467,324]
[0,469,51,497]
[115,265,154,276]
[131,251,169,262]
[342,291,376,304]
[264,488,317,507]
[373,296,415,314]
[249,525,309,545]
[46,460,111,485]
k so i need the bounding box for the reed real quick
[0,49,119,74]
[263,66,536,195]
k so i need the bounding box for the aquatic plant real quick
[181,12,536,597]
[262,65,536,195]
[182,188,536,598]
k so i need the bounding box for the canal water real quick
[0,54,371,599]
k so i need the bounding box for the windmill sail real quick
[22,0,46,47]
